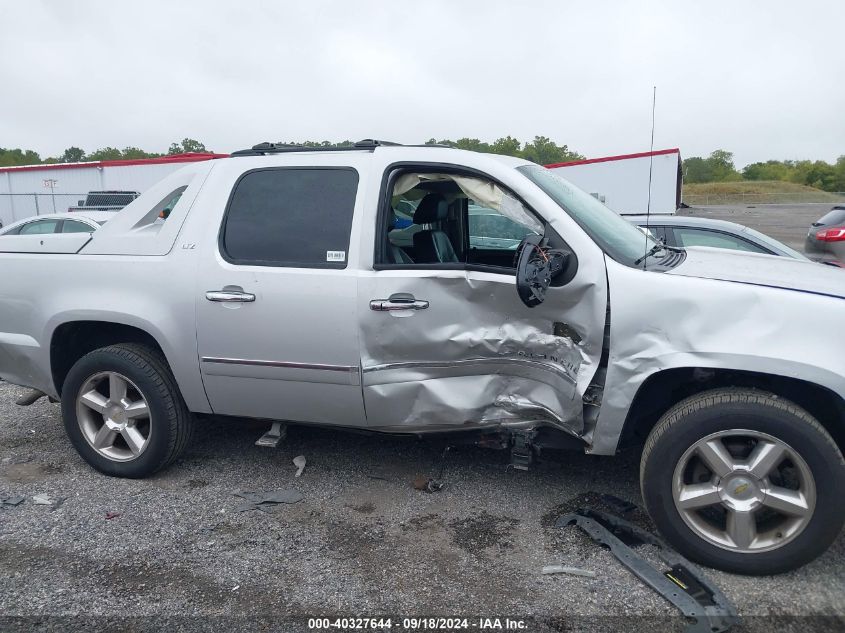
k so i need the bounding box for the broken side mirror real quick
[515,234,570,308]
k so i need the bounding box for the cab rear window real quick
[220,167,358,268]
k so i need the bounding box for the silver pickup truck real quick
[1,140,843,575]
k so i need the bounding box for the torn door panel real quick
[359,268,605,435]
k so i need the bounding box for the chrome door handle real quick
[370,293,429,311]
[206,290,256,303]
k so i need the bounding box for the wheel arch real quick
[50,320,167,398]
[618,367,845,454]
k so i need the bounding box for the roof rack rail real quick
[230,139,403,157]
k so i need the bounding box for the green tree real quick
[707,150,740,181]
[832,156,845,192]
[683,156,712,183]
[683,150,740,183]
[742,160,791,181]
[59,146,85,163]
[451,138,492,153]
[521,136,583,165]
[489,136,522,156]
[120,146,162,160]
[85,147,123,161]
[0,147,41,167]
[168,138,208,154]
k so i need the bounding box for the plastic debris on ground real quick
[541,565,597,578]
[293,455,306,478]
[32,494,53,505]
[233,489,304,513]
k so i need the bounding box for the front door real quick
[357,167,606,435]
[195,166,366,425]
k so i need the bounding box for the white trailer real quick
[546,148,682,215]
[0,153,225,226]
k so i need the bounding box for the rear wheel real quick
[640,388,845,574]
[61,343,192,478]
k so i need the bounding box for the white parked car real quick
[0,211,114,236]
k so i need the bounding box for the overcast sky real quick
[1,0,842,167]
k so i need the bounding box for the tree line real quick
[0,136,582,169]
[0,138,209,167]
[5,137,842,193]
[684,150,845,192]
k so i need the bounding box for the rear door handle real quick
[370,292,429,311]
[206,290,256,303]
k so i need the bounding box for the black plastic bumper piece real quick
[556,509,740,633]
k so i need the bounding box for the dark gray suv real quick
[805,206,845,267]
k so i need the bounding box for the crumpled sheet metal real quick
[590,258,845,455]
[359,266,606,436]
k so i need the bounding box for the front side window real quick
[672,227,769,254]
[381,171,542,270]
[221,168,358,268]
[19,220,59,235]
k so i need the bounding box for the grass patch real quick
[683,181,845,205]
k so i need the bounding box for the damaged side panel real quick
[358,266,607,436]
[591,257,845,455]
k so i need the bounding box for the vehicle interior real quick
[380,171,543,271]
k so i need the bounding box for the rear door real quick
[194,165,367,425]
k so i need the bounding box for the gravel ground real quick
[1,382,844,632]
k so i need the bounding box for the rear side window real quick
[817,208,845,226]
[672,227,769,254]
[19,219,59,234]
[221,168,358,268]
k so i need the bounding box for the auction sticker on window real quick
[326,250,346,262]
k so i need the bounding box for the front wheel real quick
[61,343,192,478]
[640,388,845,574]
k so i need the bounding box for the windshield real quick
[517,164,665,267]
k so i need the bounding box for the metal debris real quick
[234,489,303,513]
[0,495,25,507]
[293,455,306,478]
[541,565,596,578]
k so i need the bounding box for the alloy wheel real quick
[672,429,815,553]
[76,371,152,462]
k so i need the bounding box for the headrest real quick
[413,194,448,224]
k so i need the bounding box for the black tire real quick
[61,343,192,478]
[640,388,845,575]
